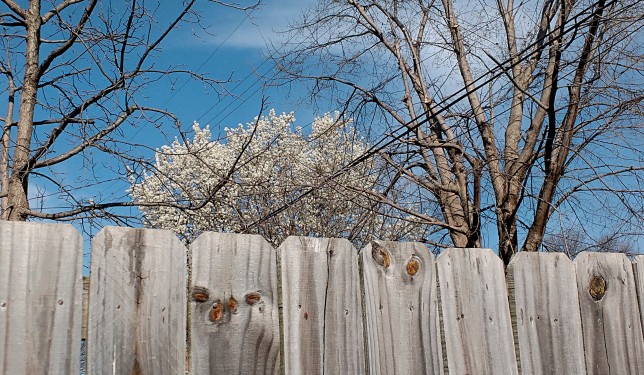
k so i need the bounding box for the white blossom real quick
[130,110,424,246]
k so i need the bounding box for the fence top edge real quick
[362,240,431,251]
[360,241,436,265]
[190,230,273,249]
[278,235,355,251]
[573,251,632,264]
[0,221,83,246]
[0,219,80,235]
[507,251,573,268]
[435,248,506,271]
[633,255,644,263]
[93,226,186,247]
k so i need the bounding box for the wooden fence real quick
[1,221,644,374]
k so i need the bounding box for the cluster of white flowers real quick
[130,110,420,246]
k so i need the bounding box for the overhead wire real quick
[122,7,258,144]
[160,8,257,108]
[240,0,629,232]
[197,8,337,130]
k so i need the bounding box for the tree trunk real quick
[497,212,519,267]
[0,77,14,217]
[4,1,41,221]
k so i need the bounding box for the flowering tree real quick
[130,110,426,246]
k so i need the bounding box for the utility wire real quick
[197,10,334,129]
[241,0,626,231]
[161,9,257,108]
[123,8,257,145]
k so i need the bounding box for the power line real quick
[161,8,257,108]
[124,8,258,144]
[197,13,335,129]
[241,0,626,231]
[196,57,272,123]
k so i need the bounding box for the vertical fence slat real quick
[280,237,365,375]
[189,233,280,375]
[436,248,518,375]
[634,256,644,333]
[361,241,443,375]
[574,252,644,374]
[507,252,585,374]
[87,227,186,375]
[0,221,82,375]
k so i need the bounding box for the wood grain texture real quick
[436,248,517,375]
[280,237,365,375]
[0,221,83,375]
[190,232,280,375]
[361,241,443,375]
[634,256,644,334]
[87,227,186,375]
[507,252,585,375]
[82,276,90,340]
[574,252,644,375]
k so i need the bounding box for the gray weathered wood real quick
[436,248,518,375]
[507,252,585,375]
[280,237,365,375]
[633,256,644,334]
[87,227,186,375]
[190,232,280,375]
[82,276,90,340]
[0,221,83,375]
[361,241,443,375]
[574,252,644,375]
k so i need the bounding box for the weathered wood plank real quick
[190,232,280,375]
[361,241,443,375]
[436,248,517,375]
[0,221,83,375]
[574,252,644,374]
[280,237,365,375]
[633,256,644,335]
[82,276,90,340]
[507,252,585,375]
[87,227,186,375]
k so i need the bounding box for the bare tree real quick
[0,0,257,226]
[276,0,643,265]
[543,226,635,258]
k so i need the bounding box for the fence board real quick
[634,256,644,331]
[87,227,186,375]
[361,241,443,375]
[82,276,90,340]
[574,252,644,374]
[280,237,365,375]
[507,252,585,374]
[0,221,83,375]
[190,233,280,375]
[436,248,518,375]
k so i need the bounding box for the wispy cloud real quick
[195,0,317,50]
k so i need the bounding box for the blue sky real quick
[3,0,639,268]
[9,0,322,271]
[144,0,642,255]
[149,0,319,136]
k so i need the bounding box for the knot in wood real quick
[209,301,224,322]
[191,286,210,303]
[245,292,261,305]
[371,243,390,269]
[227,296,238,313]
[405,257,420,276]
[589,275,606,301]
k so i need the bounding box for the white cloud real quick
[199,0,317,50]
